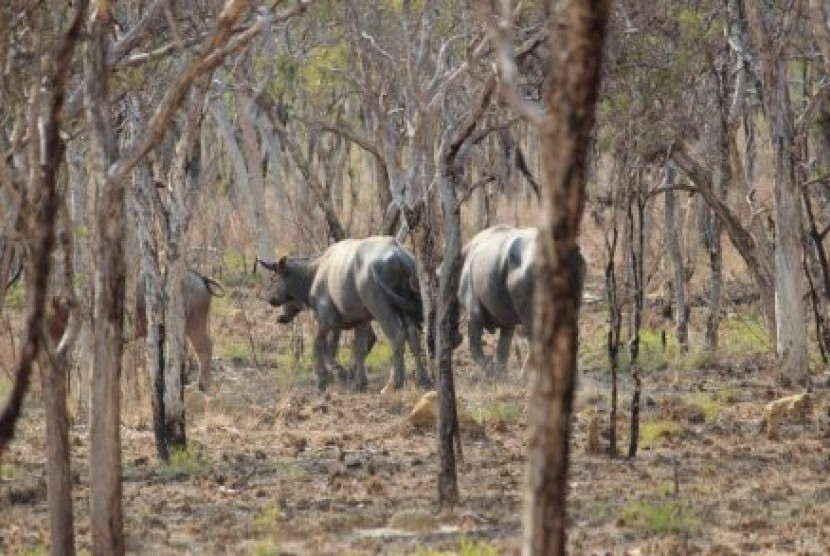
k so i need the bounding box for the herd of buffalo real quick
[137,224,587,393]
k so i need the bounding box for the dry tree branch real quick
[475,0,546,126]
[0,0,87,457]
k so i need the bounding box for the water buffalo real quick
[458,225,586,376]
[258,236,430,392]
[135,270,225,392]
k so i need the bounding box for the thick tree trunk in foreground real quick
[523,1,610,554]
[87,6,125,553]
[41,335,75,556]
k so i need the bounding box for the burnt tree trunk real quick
[626,179,645,459]
[602,210,621,457]
[523,1,610,554]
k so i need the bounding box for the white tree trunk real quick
[746,3,809,382]
[212,101,274,261]
[238,96,275,259]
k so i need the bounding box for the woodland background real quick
[2,0,830,554]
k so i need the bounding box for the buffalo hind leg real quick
[468,311,492,376]
[371,307,408,390]
[351,323,373,391]
[323,329,349,383]
[405,318,431,388]
[313,324,333,391]
[494,325,515,376]
[190,331,213,392]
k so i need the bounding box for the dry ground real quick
[2,287,830,555]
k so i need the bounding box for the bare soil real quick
[2,292,830,555]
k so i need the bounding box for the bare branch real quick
[476,1,546,126]
[110,0,312,188]
[0,0,87,456]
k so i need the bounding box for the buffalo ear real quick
[277,256,287,272]
[257,258,284,273]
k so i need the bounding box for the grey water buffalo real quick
[258,236,430,392]
[458,224,586,376]
[135,270,225,392]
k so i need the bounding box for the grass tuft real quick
[0,462,21,481]
[639,420,681,450]
[157,446,209,480]
[471,400,522,427]
[619,498,698,534]
[580,312,773,374]
[253,504,281,552]
[417,537,501,556]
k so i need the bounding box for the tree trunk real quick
[523,1,610,554]
[435,173,462,506]
[212,101,277,257]
[41,339,75,556]
[162,84,209,448]
[600,208,621,457]
[86,5,125,553]
[237,95,275,259]
[670,142,777,338]
[626,183,645,459]
[67,146,92,422]
[42,158,78,556]
[745,3,809,383]
[664,166,688,352]
[703,68,730,352]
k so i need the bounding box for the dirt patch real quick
[2,297,830,554]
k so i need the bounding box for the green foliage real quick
[274,346,315,374]
[5,282,25,310]
[580,312,773,375]
[718,312,771,361]
[253,504,282,552]
[251,542,279,556]
[471,400,521,427]
[386,0,424,13]
[365,339,395,370]
[639,420,681,450]
[677,8,718,43]
[20,544,48,556]
[216,337,253,362]
[683,390,735,422]
[300,43,350,94]
[0,377,10,400]
[417,537,500,556]
[157,446,209,480]
[0,461,21,480]
[619,498,698,534]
